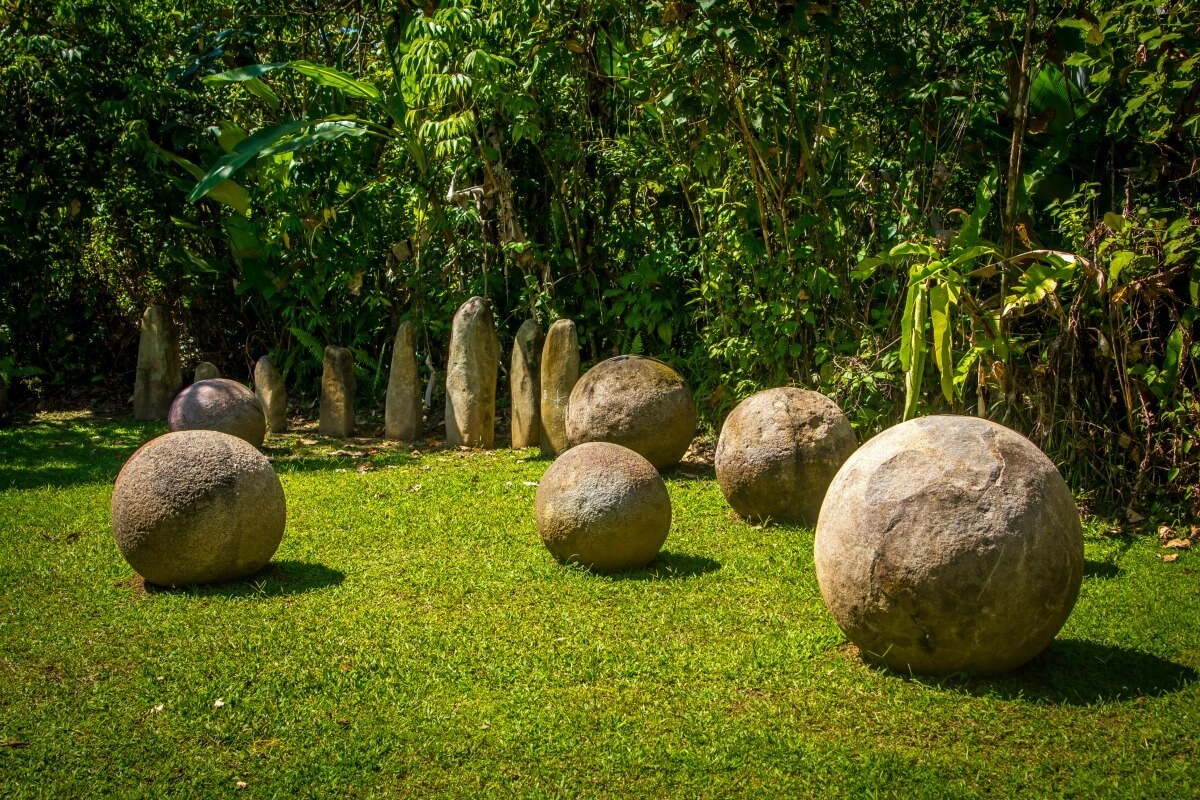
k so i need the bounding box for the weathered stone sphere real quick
[111,430,286,587]
[535,442,671,573]
[168,378,266,447]
[565,355,696,469]
[715,387,857,525]
[814,415,1083,676]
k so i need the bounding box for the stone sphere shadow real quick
[1083,559,1123,580]
[607,551,722,581]
[138,560,345,599]
[868,638,1198,706]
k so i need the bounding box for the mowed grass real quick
[1,411,1198,799]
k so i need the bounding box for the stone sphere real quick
[535,442,672,573]
[814,415,1083,676]
[111,430,287,587]
[715,387,857,525]
[168,378,266,447]
[565,355,696,469]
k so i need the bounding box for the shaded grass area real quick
[1,412,1198,798]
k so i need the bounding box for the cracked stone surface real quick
[111,430,286,587]
[814,415,1083,676]
[535,442,671,573]
[715,387,857,524]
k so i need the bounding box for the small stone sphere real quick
[535,442,672,573]
[814,415,1084,676]
[168,378,266,447]
[715,387,857,525]
[565,355,696,469]
[111,430,286,587]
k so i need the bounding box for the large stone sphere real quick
[715,387,857,525]
[565,355,696,469]
[535,442,672,573]
[814,415,1083,676]
[168,378,266,448]
[111,430,287,587]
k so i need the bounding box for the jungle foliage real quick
[1,0,1197,513]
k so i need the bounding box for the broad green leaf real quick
[145,137,249,216]
[203,63,289,84]
[929,282,954,402]
[900,280,919,370]
[1005,260,1076,314]
[850,256,884,281]
[288,60,382,101]
[242,78,281,111]
[1161,323,1184,396]
[903,282,928,421]
[657,321,672,345]
[889,241,938,259]
[1109,251,1135,284]
[958,168,998,246]
[188,118,368,203]
[1104,211,1128,233]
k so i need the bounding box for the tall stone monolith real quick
[445,297,498,448]
[319,346,355,437]
[254,355,288,434]
[193,362,220,382]
[510,319,542,449]
[540,319,579,456]
[385,321,422,441]
[133,304,182,420]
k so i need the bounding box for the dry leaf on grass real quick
[1163,538,1192,550]
[1163,553,1181,563]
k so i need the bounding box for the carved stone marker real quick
[510,319,542,449]
[445,297,498,448]
[539,319,579,456]
[319,346,355,437]
[193,362,220,382]
[815,415,1084,676]
[254,356,288,434]
[133,304,182,420]
[385,321,422,441]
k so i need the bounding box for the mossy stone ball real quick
[535,442,671,573]
[814,415,1084,676]
[565,355,696,469]
[168,378,266,448]
[111,429,286,587]
[715,387,857,525]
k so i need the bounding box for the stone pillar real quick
[540,319,579,456]
[445,296,498,448]
[254,355,288,433]
[133,304,182,420]
[385,321,422,441]
[319,346,355,437]
[510,319,542,449]
[193,362,220,382]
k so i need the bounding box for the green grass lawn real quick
[1,411,1198,798]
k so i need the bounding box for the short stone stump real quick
[111,429,286,587]
[715,387,857,525]
[814,415,1084,676]
[535,442,671,573]
[565,355,696,469]
[168,378,266,448]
